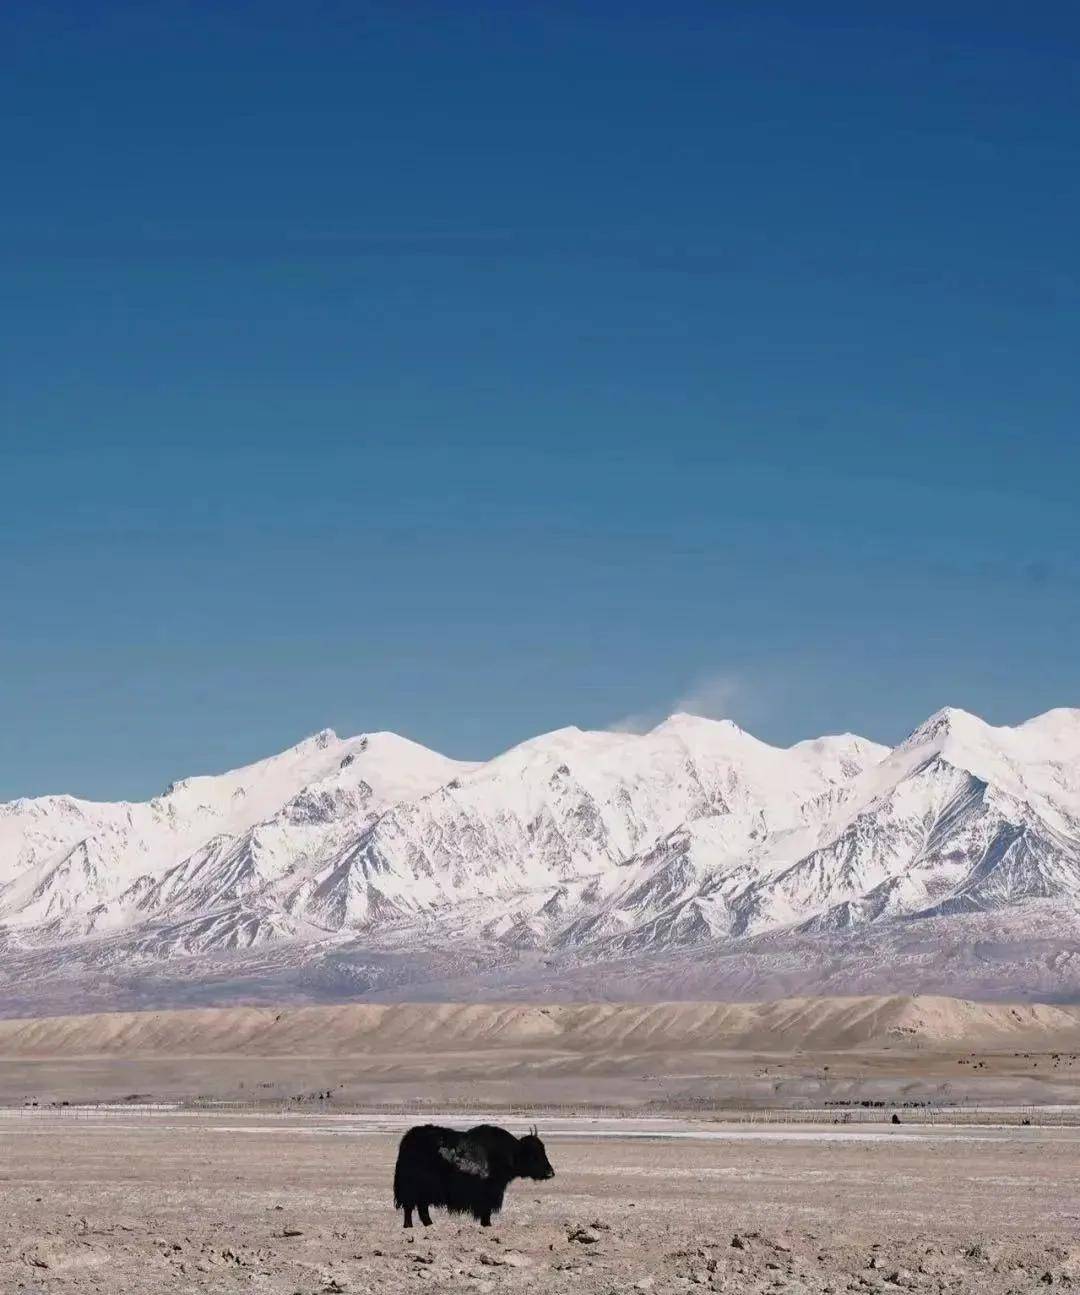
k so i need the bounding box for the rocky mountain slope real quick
[1,706,1078,1013]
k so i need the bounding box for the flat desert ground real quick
[3,995,1080,1293]
[3,1112,1080,1293]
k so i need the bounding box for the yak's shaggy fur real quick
[393,1123,555,1228]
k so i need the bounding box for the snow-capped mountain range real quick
[1,706,1079,1013]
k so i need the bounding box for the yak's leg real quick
[479,1211,492,1228]
[402,1206,414,1229]
[418,1204,433,1227]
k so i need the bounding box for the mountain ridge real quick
[0,706,1078,1013]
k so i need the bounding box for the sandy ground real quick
[2,1113,1080,1294]
[6,1046,1080,1112]
[3,996,1080,1111]
[4,997,1080,1056]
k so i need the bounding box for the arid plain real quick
[4,995,1080,1293]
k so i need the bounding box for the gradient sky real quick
[2,2,1079,800]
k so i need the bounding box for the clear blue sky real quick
[2,2,1078,800]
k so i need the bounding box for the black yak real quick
[393,1123,555,1228]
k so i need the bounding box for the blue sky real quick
[2,2,1078,799]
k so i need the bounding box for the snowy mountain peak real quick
[898,705,985,751]
[790,732,879,755]
[1015,708,1080,741]
[657,712,742,732]
[1,704,1078,1010]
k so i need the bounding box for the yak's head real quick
[515,1126,555,1180]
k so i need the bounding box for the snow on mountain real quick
[0,730,472,939]
[277,714,887,937]
[765,706,1080,926]
[583,706,1080,953]
[0,706,1078,1009]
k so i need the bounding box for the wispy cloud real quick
[609,673,749,735]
